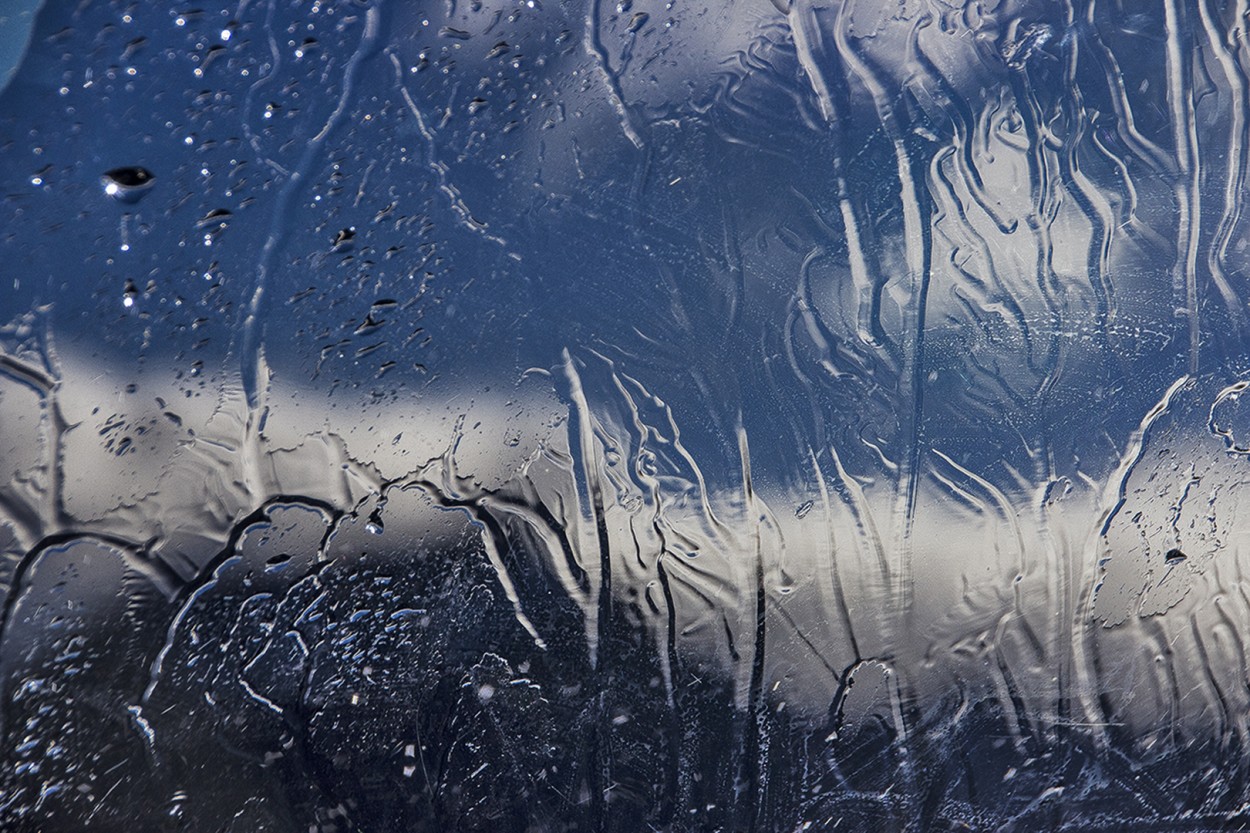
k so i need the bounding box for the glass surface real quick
[2,0,1249,830]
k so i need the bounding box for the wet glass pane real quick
[2,0,1249,830]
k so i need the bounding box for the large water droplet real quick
[101,167,155,203]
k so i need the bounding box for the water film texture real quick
[1,0,1250,830]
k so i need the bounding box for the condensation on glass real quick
[1,0,1248,830]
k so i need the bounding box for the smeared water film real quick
[3,0,1250,830]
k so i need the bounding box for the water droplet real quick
[196,208,232,229]
[101,167,155,203]
[332,227,356,252]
